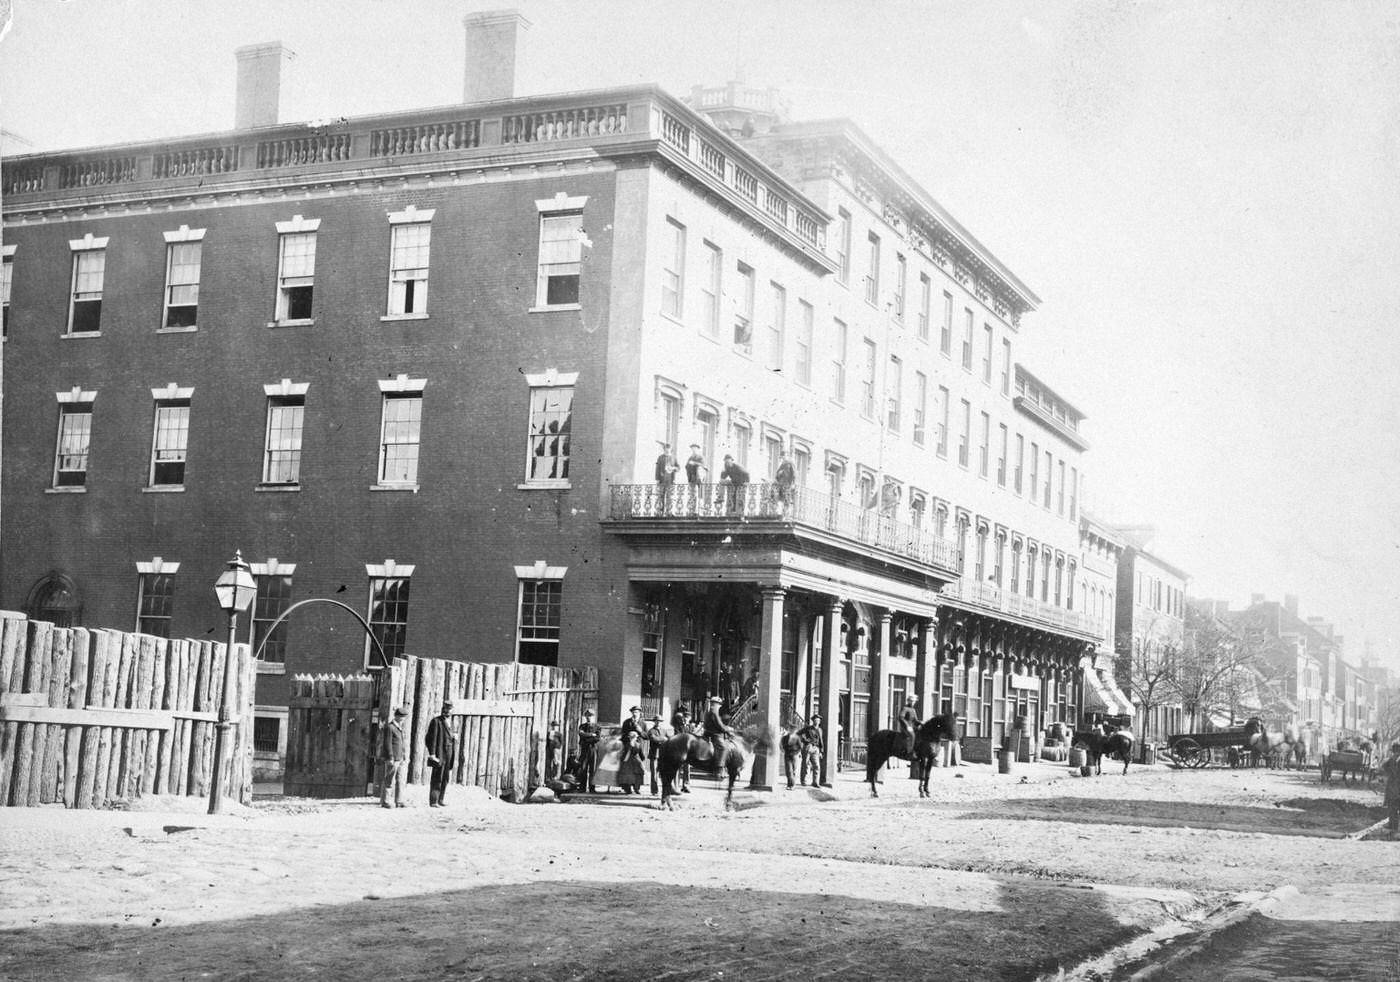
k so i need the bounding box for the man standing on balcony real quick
[654,442,678,510]
[685,443,706,484]
[774,451,796,516]
[719,454,749,515]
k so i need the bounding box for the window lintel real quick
[135,558,180,575]
[150,383,194,401]
[523,369,578,388]
[513,562,568,581]
[534,192,588,213]
[56,386,97,404]
[387,205,436,225]
[377,374,427,394]
[163,225,207,243]
[275,215,321,234]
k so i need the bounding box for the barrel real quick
[1068,746,1087,770]
[996,749,1011,774]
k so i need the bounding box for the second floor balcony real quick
[939,578,1101,641]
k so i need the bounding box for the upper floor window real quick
[262,380,308,486]
[661,217,685,318]
[1,244,14,338]
[958,399,971,468]
[524,370,577,487]
[996,424,1008,488]
[516,567,565,666]
[961,308,974,371]
[376,375,425,488]
[1029,442,1040,499]
[830,318,848,403]
[1014,433,1025,494]
[162,226,205,329]
[1001,338,1012,395]
[940,291,953,356]
[249,561,295,664]
[767,282,786,372]
[274,216,319,323]
[1043,450,1053,508]
[978,411,990,478]
[917,273,931,341]
[1070,466,1079,520]
[149,384,193,488]
[365,560,413,668]
[893,253,907,320]
[982,324,994,384]
[135,559,179,638]
[387,209,434,316]
[835,208,852,284]
[886,355,902,433]
[913,371,928,447]
[795,300,814,387]
[700,241,722,338]
[936,385,950,457]
[860,338,878,418]
[54,387,96,488]
[534,195,586,308]
[864,232,880,305]
[67,234,108,335]
[734,262,754,354]
[1057,460,1067,515]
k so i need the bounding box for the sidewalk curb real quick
[1035,885,1297,982]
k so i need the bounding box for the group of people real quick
[379,699,459,809]
[655,442,797,516]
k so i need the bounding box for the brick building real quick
[1,15,1109,784]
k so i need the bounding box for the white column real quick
[748,587,786,790]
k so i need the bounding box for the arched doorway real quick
[24,571,82,628]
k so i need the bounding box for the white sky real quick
[4,0,1399,670]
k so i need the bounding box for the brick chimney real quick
[235,42,293,129]
[463,10,530,104]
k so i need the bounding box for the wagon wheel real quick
[1171,738,1203,768]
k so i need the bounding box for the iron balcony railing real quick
[939,578,1100,638]
[608,481,958,571]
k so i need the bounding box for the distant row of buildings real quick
[0,14,1388,783]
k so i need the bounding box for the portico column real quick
[870,609,893,738]
[820,597,843,786]
[749,586,786,791]
[915,616,936,721]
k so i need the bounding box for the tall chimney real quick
[235,43,293,129]
[463,10,530,104]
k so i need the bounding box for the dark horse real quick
[1075,723,1135,775]
[865,715,958,798]
[656,727,762,809]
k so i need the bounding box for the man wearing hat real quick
[798,713,825,787]
[425,700,457,807]
[380,705,410,808]
[1382,740,1400,835]
[684,443,706,485]
[620,705,646,767]
[702,695,735,765]
[575,708,601,793]
[644,712,669,795]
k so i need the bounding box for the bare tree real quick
[1176,606,1283,730]
[1113,623,1179,741]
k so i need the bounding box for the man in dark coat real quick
[798,713,824,787]
[684,443,705,484]
[619,705,645,764]
[703,695,734,765]
[425,700,456,807]
[773,452,796,513]
[380,705,409,808]
[655,444,678,486]
[575,708,601,793]
[719,454,749,514]
[899,696,921,756]
[670,705,692,793]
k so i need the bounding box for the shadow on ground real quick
[0,878,1137,982]
[952,797,1386,837]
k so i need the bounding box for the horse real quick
[656,726,763,809]
[1074,723,1134,775]
[866,715,957,798]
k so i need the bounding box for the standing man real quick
[684,443,706,484]
[773,451,796,515]
[576,708,601,793]
[545,719,563,782]
[670,704,693,793]
[1383,740,1400,837]
[425,700,457,808]
[798,713,824,787]
[380,705,409,809]
[719,454,750,515]
[645,712,669,796]
[655,443,678,486]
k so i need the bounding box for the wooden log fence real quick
[0,615,255,808]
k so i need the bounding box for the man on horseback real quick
[899,696,921,756]
[703,695,735,765]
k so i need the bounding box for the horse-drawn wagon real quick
[1166,717,1267,768]
[1319,740,1375,785]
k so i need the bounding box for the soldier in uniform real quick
[575,708,601,793]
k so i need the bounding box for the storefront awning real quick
[1080,662,1134,717]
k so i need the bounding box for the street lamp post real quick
[209,550,256,815]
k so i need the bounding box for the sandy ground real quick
[0,759,1396,981]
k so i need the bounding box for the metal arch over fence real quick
[251,598,390,670]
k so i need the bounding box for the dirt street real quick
[0,761,1396,981]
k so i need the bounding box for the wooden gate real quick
[284,675,375,798]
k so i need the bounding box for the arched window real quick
[24,572,82,628]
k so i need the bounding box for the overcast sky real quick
[4,0,1399,670]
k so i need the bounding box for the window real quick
[387,219,432,315]
[835,208,852,284]
[940,291,953,355]
[162,226,204,328]
[262,381,308,486]
[524,371,576,485]
[917,273,931,340]
[974,526,988,581]
[861,339,878,418]
[249,562,295,664]
[53,388,96,488]
[274,216,319,322]
[535,211,580,307]
[1,245,13,338]
[516,571,564,666]
[728,417,748,469]
[1025,547,1037,596]
[1014,433,1025,494]
[982,324,994,383]
[893,254,907,320]
[997,424,1008,487]
[764,431,784,478]
[1057,460,1066,515]
[1043,450,1053,508]
[936,386,950,457]
[1029,442,1040,501]
[659,390,682,452]
[1001,338,1012,395]
[661,217,685,318]
[791,443,811,488]
[734,262,754,354]
[701,241,722,337]
[149,385,192,488]
[978,411,990,477]
[1010,541,1022,593]
[864,232,880,305]
[795,300,814,386]
[1070,466,1079,519]
[136,566,177,638]
[68,236,108,335]
[696,407,720,474]
[958,399,971,467]
[767,282,786,371]
[365,562,413,668]
[883,355,902,433]
[961,309,974,370]
[913,371,928,447]
[830,318,848,402]
[1041,551,1051,601]
[910,495,925,528]
[377,380,424,487]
